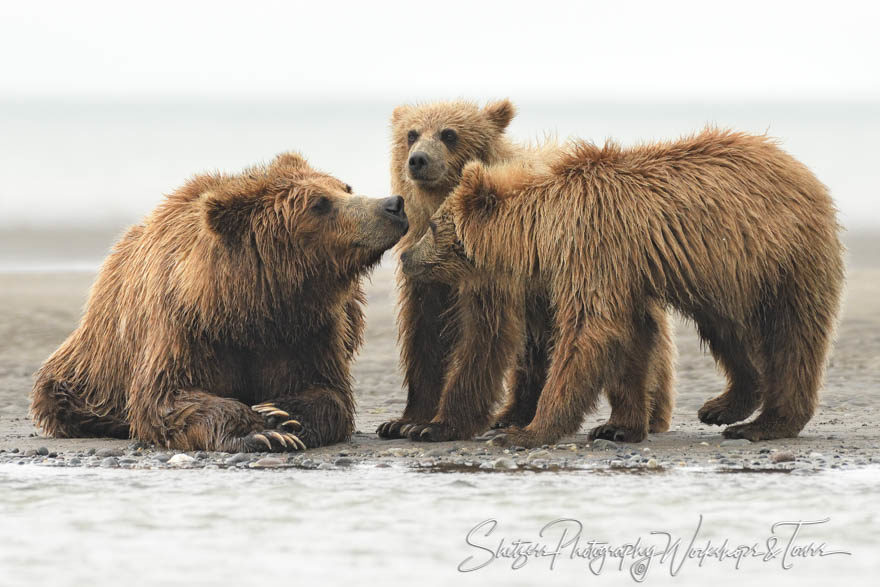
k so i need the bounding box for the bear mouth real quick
[407,170,444,185]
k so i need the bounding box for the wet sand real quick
[0,229,878,472]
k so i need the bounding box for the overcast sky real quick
[2,0,878,101]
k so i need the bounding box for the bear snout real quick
[408,152,429,174]
[381,195,405,218]
[380,195,408,233]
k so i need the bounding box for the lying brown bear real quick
[401,129,844,447]
[31,153,408,452]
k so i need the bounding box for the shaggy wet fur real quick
[402,129,844,447]
[31,153,408,452]
[380,99,676,441]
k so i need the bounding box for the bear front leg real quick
[591,304,674,443]
[250,387,355,449]
[377,279,459,439]
[407,286,523,442]
[492,311,612,449]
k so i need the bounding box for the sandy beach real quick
[1,229,878,471]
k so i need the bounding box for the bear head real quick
[400,159,536,284]
[391,99,516,199]
[201,152,409,282]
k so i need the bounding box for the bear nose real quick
[381,195,406,218]
[408,152,429,172]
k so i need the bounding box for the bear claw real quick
[408,422,455,442]
[376,419,411,439]
[246,430,306,452]
[588,423,646,443]
[252,433,273,451]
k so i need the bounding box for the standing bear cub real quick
[401,129,843,447]
[377,99,525,438]
[31,153,408,452]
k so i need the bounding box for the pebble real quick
[96,448,123,458]
[592,439,618,450]
[772,452,796,463]
[194,451,208,460]
[68,458,81,466]
[154,453,172,463]
[492,457,517,470]
[100,457,119,468]
[250,457,284,468]
[225,453,250,465]
[647,458,659,469]
[526,450,550,462]
[720,439,751,447]
[167,454,195,466]
[23,449,37,457]
[422,448,447,458]
[334,457,354,467]
[37,447,49,456]
[809,452,824,458]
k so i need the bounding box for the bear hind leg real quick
[31,376,129,439]
[695,316,763,427]
[724,283,835,441]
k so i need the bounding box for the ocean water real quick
[0,464,877,586]
[1,98,878,234]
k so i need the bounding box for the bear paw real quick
[588,423,647,443]
[376,419,415,439]
[697,396,755,426]
[240,429,306,452]
[405,422,457,442]
[722,419,792,442]
[251,402,304,432]
[488,427,544,449]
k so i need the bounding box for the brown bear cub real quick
[377,99,526,439]
[378,99,676,441]
[401,129,844,447]
[31,153,409,452]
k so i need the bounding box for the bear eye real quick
[310,195,332,215]
[440,128,457,147]
[407,130,419,145]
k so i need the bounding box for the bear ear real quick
[391,105,412,125]
[483,99,516,132]
[270,152,309,172]
[201,191,254,239]
[458,161,498,216]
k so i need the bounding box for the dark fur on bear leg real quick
[377,280,459,439]
[31,376,130,439]
[589,305,671,443]
[695,315,763,427]
[491,312,549,429]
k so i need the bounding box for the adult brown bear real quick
[401,129,844,447]
[379,100,675,441]
[31,153,408,452]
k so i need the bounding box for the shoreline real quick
[0,235,878,475]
